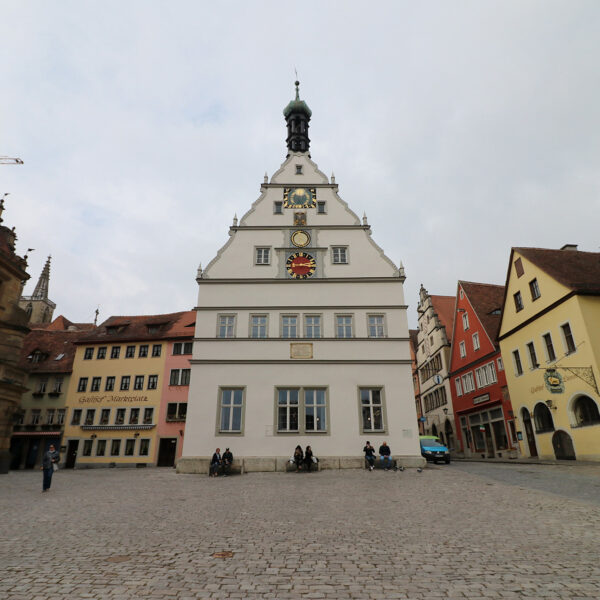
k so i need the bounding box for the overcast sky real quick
[2,1,599,328]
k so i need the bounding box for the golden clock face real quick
[286,252,316,279]
[291,230,310,248]
[283,187,317,209]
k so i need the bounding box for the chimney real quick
[560,244,578,251]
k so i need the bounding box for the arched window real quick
[573,395,600,427]
[533,403,555,433]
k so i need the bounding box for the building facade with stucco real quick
[178,83,423,473]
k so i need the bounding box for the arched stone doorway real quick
[431,423,438,437]
[552,430,576,460]
[521,407,538,457]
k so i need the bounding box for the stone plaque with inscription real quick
[290,343,313,359]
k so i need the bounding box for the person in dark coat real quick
[210,448,222,477]
[363,441,376,471]
[379,441,392,470]
[293,445,303,471]
[222,448,233,476]
[304,445,315,472]
[41,444,60,492]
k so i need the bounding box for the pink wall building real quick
[156,311,195,466]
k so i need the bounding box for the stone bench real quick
[285,459,320,472]
[364,457,398,470]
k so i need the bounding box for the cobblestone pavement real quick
[452,461,600,506]
[2,465,600,600]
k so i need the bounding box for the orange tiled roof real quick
[18,329,90,373]
[77,311,194,344]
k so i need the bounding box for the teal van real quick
[419,435,451,464]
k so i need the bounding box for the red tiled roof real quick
[429,295,456,342]
[77,311,194,344]
[18,329,89,373]
[460,281,505,345]
[515,247,600,295]
[35,315,95,331]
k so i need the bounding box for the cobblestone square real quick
[2,464,600,599]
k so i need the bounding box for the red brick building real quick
[449,281,518,458]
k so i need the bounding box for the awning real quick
[12,431,62,437]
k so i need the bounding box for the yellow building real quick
[62,312,187,468]
[498,245,600,461]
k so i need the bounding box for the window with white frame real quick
[46,409,55,425]
[514,291,524,312]
[125,345,135,358]
[475,362,497,388]
[561,322,576,354]
[255,247,271,265]
[461,372,476,394]
[111,440,121,456]
[304,315,321,338]
[77,377,88,392]
[134,375,144,390]
[91,377,101,392]
[543,333,556,362]
[368,315,385,338]
[360,388,384,432]
[30,410,42,425]
[100,409,110,425]
[281,315,298,338]
[110,346,121,359]
[512,349,523,376]
[120,376,130,391]
[277,388,299,432]
[526,341,539,369]
[115,408,126,424]
[459,341,466,358]
[332,247,348,264]
[129,408,139,425]
[143,407,154,424]
[148,374,158,389]
[497,356,504,371]
[84,409,95,425]
[472,332,480,351]
[82,440,93,456]
[105,376,115,391]
[139,439,150,456]
[250,315,268,338]
[219,388,244,433]
[462,313,469,331]
[304,388,327,432]
[152,344,162,357]
[529,278,541,300]
[217,315,235,338]
[124,439,135,456]
[455,378,463,396]
[96,440,106,456]
[56,409,65,425]
[336,315,353,338]
[52,377,63,393]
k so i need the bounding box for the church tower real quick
[178,83,424,473]
[19,256,56,325]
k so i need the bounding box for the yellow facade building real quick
[498,245,600,461]
[62,312,188,468]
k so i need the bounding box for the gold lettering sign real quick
[290,343,313,359]
[78,395,150,404]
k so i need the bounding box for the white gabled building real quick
[178,82,424,473]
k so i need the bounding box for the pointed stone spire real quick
[32,256,51,299]
[283,81,311,154]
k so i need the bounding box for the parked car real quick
[419,436,451,464]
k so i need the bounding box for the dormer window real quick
[147,325,160,334]
[30,350,48,363]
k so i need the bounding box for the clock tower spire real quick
[283,80,312,155]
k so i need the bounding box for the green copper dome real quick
[283,81,312,118]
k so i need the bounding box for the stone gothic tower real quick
[19,256,56,324]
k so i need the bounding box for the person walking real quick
[363,441,376,471]
[41,444,59,492]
